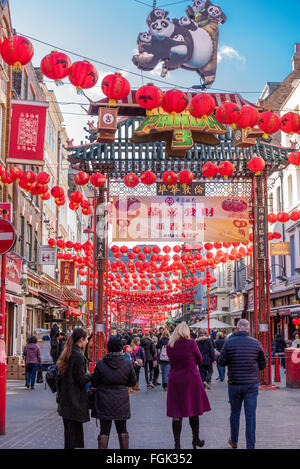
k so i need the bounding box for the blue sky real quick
[9,0,300,143]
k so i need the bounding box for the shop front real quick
[3,252,24,356]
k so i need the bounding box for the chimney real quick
[292,43,300,72]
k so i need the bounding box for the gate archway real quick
[68,95,291,387]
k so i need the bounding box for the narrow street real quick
[1,368,299,450]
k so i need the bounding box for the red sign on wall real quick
[60,261,75,286]
[210,296,218,311]
[8,100,48,165]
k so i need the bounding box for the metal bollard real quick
[274,355,281,382]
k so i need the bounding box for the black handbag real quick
[37,367,44,384]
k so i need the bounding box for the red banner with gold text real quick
[8,100,48,165]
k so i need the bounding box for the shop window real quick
[26,223,32,261]
[20,216,25,256]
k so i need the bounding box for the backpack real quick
[159,345,169,362]
[45,365,58,393]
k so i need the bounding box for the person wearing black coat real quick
[218,319,266,450]
[215,332,226,382]
[196,330,216,390]
[271,333,287,368]
[140,332,156,388]
[57,328,92,449]
[91,336,137,449]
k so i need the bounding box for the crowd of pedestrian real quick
[23,318,298,450]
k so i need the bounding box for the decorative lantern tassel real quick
[76,86,84,95]
[13,61,22,72]
[54,79,64,86]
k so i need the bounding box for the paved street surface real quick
[0,366,299,450]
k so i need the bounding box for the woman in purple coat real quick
[167,322,211,449]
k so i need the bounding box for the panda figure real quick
[207,4,226,24]
[186,0,212,25]
[147,8,169,26]
[176,16,198,32]
[137,32,153,52]
[133,19,188,72]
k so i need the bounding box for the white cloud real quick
[217,46,246,65]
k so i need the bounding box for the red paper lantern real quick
[162,89,188,115]
[248,157,265,175]
[82,207,93,216]
[57,240,66,249]
[280,112,300,134]
[277,212,289,223]
[201,162,218,180]
[90,173,106,187]
[268,213,277,223]
[40,50,72,84]
[136,83,164,114]
[23,171,36,184]
[48,238,56,247]
[51,185,64,198]
[124,173,139,188]
[178,170,194,184]
[236,105,259,130]
[188,93,215,119]
[9,167,23,182]
[66,241,74,250]
[36,172,50,184]
[69,60,99,93]
[218,161,235,179]
[101,73,130,106]
[288,151,300,166]
[162,171,177,186]
[141,171,156,185]
[290,211,300,222]
[74,171,89,186]
[258,111,281,139]
[215,102,241,127]
[40,192,50,201]
[272,232,282,239]
[204,243,213,251]
[0,35,34,71]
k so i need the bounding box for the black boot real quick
[172,419,182,450]
[189,416,205,449]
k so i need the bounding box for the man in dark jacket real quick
[196,330,216,389]
[140,332,156,387]
[218,319,266,450]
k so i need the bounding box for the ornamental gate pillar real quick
[252,174,272,386]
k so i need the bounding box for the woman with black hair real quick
[57,328,92,449]
[91,336,137,449]
[23,336,41,389]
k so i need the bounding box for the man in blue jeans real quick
[219,319,266,449]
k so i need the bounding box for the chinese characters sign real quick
[60,261,75,286]
[156,182,205,197]
[131,111,228,157]
[8,100,48,165]
[112,195,249,243]
[256,206,267,260]
[270,242,290,256]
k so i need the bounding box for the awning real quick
[39,292,68,309]
[190,318,234,329]
[88,91,257,117]
[6,294,23,305]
